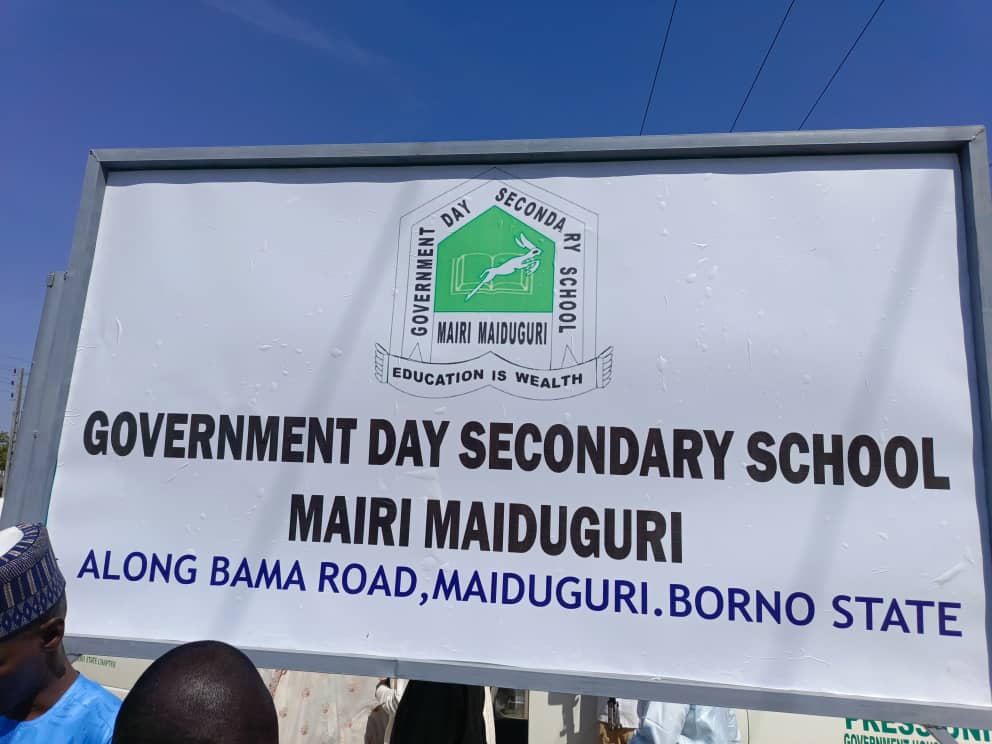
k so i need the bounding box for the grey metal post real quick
[925,726,960,744]
[1,367,24,497]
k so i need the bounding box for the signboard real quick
[4,129,992,727]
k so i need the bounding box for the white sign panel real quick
[46,152,991,716]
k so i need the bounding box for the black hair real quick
[112,640,278,744]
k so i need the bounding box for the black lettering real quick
[307,418,334,464]
[459,421,486,469]
[509,503,537,553]
[636,511,667,562]
[780,433,810,484]
[671,512,682,563]
[368,419,396,466]
[83,411,109,455]
[368,498,397,546]
[188,414,215,459]
[514,423,542,471]
[604,509,631,559]
[747,431,776,482]
[164,413,188,459]
[399,498,411,546]
[884,436,918,489]
[218,415,243,460]
[426,500,459,549]
[396,422,424,467]
[289,493,323,542]
[111,412,138,456]
[247,416,279,461]
[705,430,734,480]
[540,505,568,556]
[322,496,351,544]
[849,435,881,487]
[923,437,951,490]
[336,418,357,464]
[673,429,703,479]
[139,412,164,456]
[609,427,639,475]
[571,507,599,558]
[544,424,574,473]
[813,434,845,485]
[639,428,671,477]
[577,426,605,474]
[490,422,513,470]
[462,501,490,551]
[423,419,449,468]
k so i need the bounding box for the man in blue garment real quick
[0,523,121,743]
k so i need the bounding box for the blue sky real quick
[1,0,990,427]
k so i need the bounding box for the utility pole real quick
[1,368,25,498]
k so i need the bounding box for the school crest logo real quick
[375,169,612,399]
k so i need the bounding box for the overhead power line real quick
[731,0,797,132]
[639,0,679,136]
[799,0,887,130]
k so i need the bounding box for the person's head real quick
[0,523,70,718]
[113,640,278,744]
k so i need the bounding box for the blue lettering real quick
[231,559,254,588]
[318,562,340,592]
[395,567,416,597]
[369,566,392,596]
[855,595,884,630]
[939,601,963,637]
[434,569,462,601]
[150,553,172,583]
[670,583,691,617]
[211,556,230,586]
[77,550,100,579]
[786,592,815,625]
[695,586,724,620]
[529,575,552,607]
[501,573,524,604]
[342,564,367,594]
[102,551,121,581]
[905,599,935,633]
[728,587,753,622]
[255,559,282,589]
[586,578,609,611]
[556,577,581,609]
[123,552,148,581]
[284,561,306,591]
[175,554,197,585]
[833,595,854,628]
[464,571,487,602]
[615,580,638,614]
[880,600,910,633]
[756,590,781,623]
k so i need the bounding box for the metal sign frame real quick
[3,126,991,727]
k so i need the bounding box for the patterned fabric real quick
[261,670,379,744]
[0,674,121,743]
[0,523,66,638]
